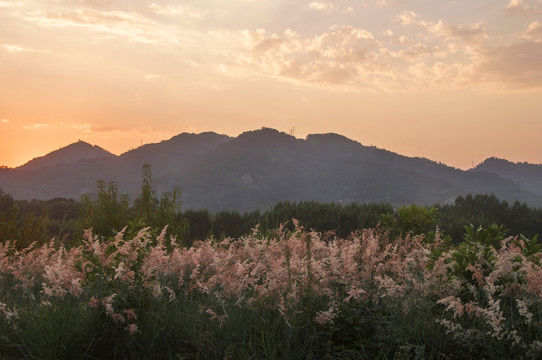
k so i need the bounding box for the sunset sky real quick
[1,0,542,169]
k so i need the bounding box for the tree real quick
[381,204,439,239]
[0,187,15,213]
[135,163,158,224]
[156,186,189,244]
[77,180,130,237]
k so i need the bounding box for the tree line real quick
[1,164,541,247]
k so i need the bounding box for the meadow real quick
[1,220,541,359]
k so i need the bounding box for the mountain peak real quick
[473,157,542,172]
[19,140,115,170]
[169,131,226,140]
[234,128,298,146]
[476,157,511,167]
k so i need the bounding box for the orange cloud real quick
[76,0,114,8]
[505,0,541,16]
[23,123,48,130]
[475,41,542,89]
[522,21,542,40]
[308,2,335,13]
[148,2,202,20]
[442,22,488,44]
[376,0,407,7]
[0,1,24,9]
[149,3,184,16]
[1,44,26,53]
[54,122,174,140]
[384,29,409,45]
[241,17,489,91]
[24,8,179,45]
[395,43,445,60]
[242,26,383,88]
[0,43,45,54]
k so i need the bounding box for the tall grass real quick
[0,223,541,359]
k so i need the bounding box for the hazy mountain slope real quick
[0,141,116,199]
[1,128,541,211]
[113,132,231,195]
[0,133,230,200]
[470,157,542,198]
[152,128,542,212]
[0,156,116,200]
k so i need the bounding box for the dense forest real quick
[1,164,541,247]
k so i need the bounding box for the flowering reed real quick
[0,222,541,358]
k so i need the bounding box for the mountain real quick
[18,140,115,171]
[114,132,232,194]
[1,128,541,212]
[470,157,542,199]
[0,133,231,201]
[163,129,541,211]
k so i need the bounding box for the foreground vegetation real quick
[1,221,542,359]
[2,165,542,358]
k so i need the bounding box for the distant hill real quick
[470,157,542,200]
[19,141,115,171]
[1,128,541,212]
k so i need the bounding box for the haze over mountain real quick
[1,128,541,212]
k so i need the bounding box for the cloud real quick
[5,0,539,94]
[1,44,27,53]
[505,0,541,16]
[42,8,145,26]
[395,10,418,26]
[1,43,42,54]
[1,118,9,123]
[60,122,118,134]
[376,0,407,7]
[144,73,162,80]
[384,29,409,45]
[475,41,542,89]
[25,8,179,45]
[23,123,48,130]
[394,10,446,39]
[242,25,384,88]
[149,3,184,16]
[442,22,488,44]
[59,122,173,139]
[148,3,202,20]
[241,21,478,90]
[394,43,445,60]
[522,21,542,40]
[76,0,113,8]
[308,2,335,12]
[0,1,24,8]
[395,11,474,40]
[238,5,542,92]
[392,11,542,90]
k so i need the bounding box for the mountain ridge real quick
[1,128,541,212]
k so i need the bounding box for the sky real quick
[1,0,542,169]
